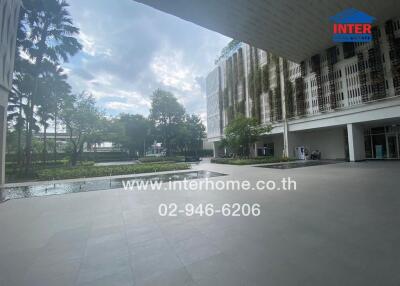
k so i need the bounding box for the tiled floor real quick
[0,160,399,286]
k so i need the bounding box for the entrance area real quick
[364,126,400,159]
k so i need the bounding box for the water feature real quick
[0,170,226,203]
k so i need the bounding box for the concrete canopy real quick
[133,0,400,62]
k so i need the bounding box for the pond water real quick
[0,170,225,203]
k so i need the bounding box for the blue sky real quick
[64,0,231,124]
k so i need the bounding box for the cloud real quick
[151,50,197,92]
[65,0,231,122]
[105,101,138,112]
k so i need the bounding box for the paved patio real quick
[0,160,399,286]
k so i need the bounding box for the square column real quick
[279,57,289,158]
[212,142,218,158]
[0,105,6,186]
[347,123,365,162]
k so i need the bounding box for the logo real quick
[330,8,375,43]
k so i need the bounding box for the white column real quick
[347,123,365,162]
[0,104,6,186]
[279,57,289,158]
[254,142,258,157]
[212,142,217,158]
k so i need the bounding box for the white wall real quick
[288,127,347,160]
[256,134,284,157]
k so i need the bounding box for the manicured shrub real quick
[173,150,213,157]
[138,156,185,163]
[37,162,190,180]
[210,157,293,165]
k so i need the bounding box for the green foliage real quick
[285,80,295,118]
[14,0,82,168]
[273,87,283,121]
[113,114,153,157]
[61,92,103,166]
[173,115,206,154]
[248,64,262,123]
[150,89,186,155]
[138,156,185,163]
[248,69,255,117]
[5,160,94,183]
[210,157,294,165]
[262,64,270,93]
[149,90,205,156]
[268,88,275,122]
[174,149,213,157]
[254,67,262,123]
[37,163,190,181]
[224,115,272,156]
[272,57,283,121]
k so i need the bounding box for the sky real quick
[64,0,231,125]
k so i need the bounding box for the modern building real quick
[207,29,400,161]
[0,0,21,185]
[135,0,400,161]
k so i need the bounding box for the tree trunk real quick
[17,96,23,166]
[26,24,47,171]
[42,123,47,164]
[71,151,77,166]
[25,95,34,173]
[54,112,57,164]
[17,125,21,165]
[70,143,78,166]
[17,111,22,166]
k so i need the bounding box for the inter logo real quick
[330,8,375,43]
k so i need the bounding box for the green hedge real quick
[173,150,214,157]
[6,160,95,168]
[36,163,190,181]
[210,157,294,165]
[6,152,130,163]
[138,156,185,163]
[5,161,96,183]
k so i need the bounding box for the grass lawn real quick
[6,162,191,182]
[210,157,294,165]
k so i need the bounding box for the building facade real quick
[207,18,400,161]
[0,0,21,184]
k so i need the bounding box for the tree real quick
[17,0,82,169]
[41,63,71,163]
[8,58,34,165]
[224,115,271,157]
[61,92,102,166]
[114,114,153,158]
[149,89,185,155]
[173,115,205,156]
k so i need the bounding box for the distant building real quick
[206,21,400,160]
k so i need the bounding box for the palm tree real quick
[8,89,26,166]
[18,0,82,170]
[46,64,71,163]
[9,58,36,165]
